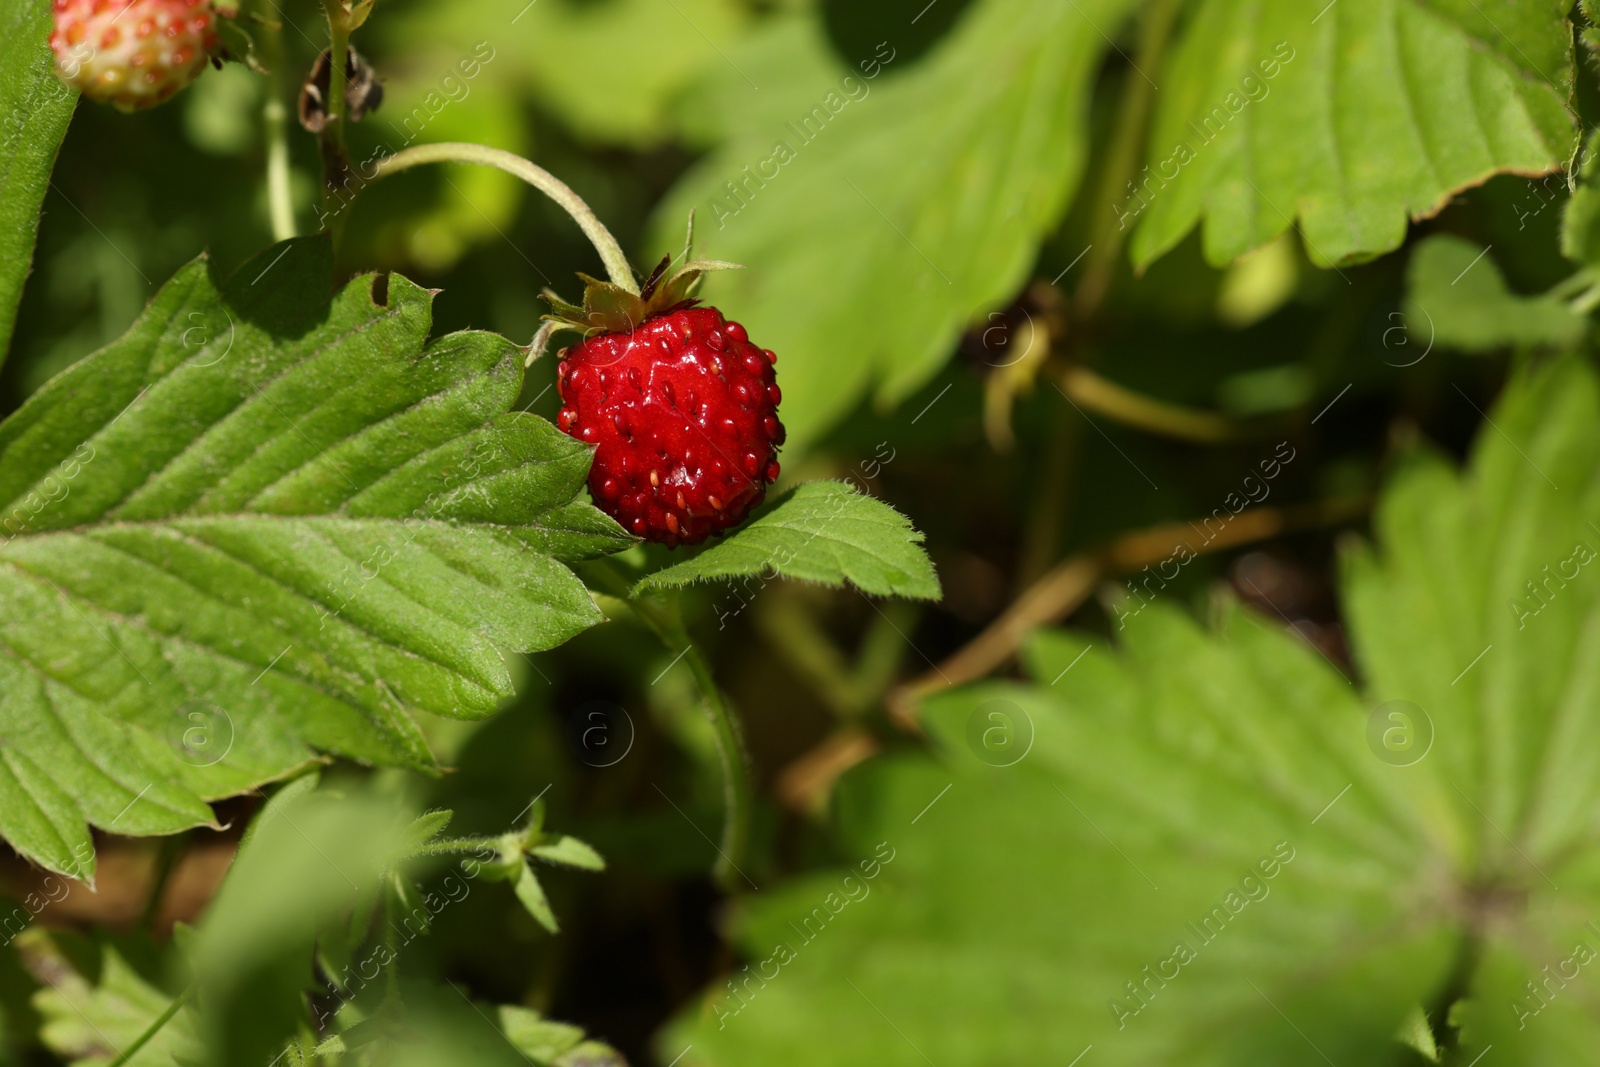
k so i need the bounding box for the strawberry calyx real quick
[530,213,742,362]
[540,256,742,339]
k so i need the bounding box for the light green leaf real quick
[379,0,748,148]
[633,481,940,600]
[1397,1003,1442,1062]
[497,1006,586,1063]
[663,357,1600,1066]
[193,784,415,1066]
[0,237,629,877]
[26,934,200,1067]
[513,863,559,933]
[337,990,623,1067]
[652,0,1137,454]
[0,0,77,364]
[1404,235,1585,351]
[1131,0,1576,269]
[529,833,605,871]
[399,808,455,856]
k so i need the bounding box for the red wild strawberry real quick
[51,0,218,112]
[545,257,784,547]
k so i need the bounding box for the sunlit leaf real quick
[653,0,1139,454]
[634,481,939,600]
[0,237,628,877]
[1131,0,1576,269]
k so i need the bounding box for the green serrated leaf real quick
[633,481,940,600]
[652,0,1136,454]
[529,834,605,871]
[0,237,629,875]
[0,1,77,366]
[663,357,1600,1066]
[1131,0,1577,269]
[512,863,559,934]
[1404,235,1585,351]
[25,933,200,1067]
[399,809,455,856]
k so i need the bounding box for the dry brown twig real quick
[886,495,1370,730]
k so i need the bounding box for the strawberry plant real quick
[3,0,1600,1064]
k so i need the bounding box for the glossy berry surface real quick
[556,307,784,546]
[51,0,217,112]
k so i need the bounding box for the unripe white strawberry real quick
[50,0,218,112]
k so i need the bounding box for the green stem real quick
[139,832,187,932]
[1058,364,1249,443]
[754,597,860,718]
[673,623,752,894]
[316,2,352,241]
[258,8,295,241]
[105,984,195,1067]
[1073,0,1184,319]
[1013,409,1081,593]
[369,143,638,293]
[410,835,504,856]
[580,562,750,890]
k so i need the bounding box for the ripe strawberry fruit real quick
[546,257,784,547]
[51,0,218,112]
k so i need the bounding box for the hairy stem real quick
[411,836,504,856]
[580,562,752,891]
[316,2,352,241]
[674,625,754,894]
[258,8,295,241]
[370,143,638,293]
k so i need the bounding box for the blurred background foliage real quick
[5,0,1600,1063]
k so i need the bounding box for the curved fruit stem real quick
[370,143,639,294]
[580,561,752,892]
[672,623,753,894]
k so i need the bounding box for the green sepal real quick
[540,212,745,342]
